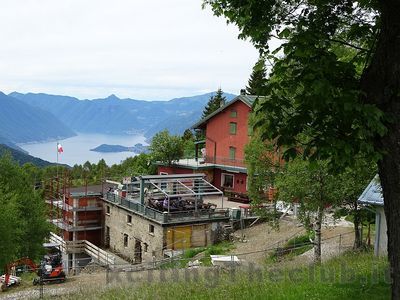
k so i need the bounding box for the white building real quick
[358,175,387,256]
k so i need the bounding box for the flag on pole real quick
[57,143,63,153]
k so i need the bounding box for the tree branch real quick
[328,38,369,52]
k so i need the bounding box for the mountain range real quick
[0,90,236,167]
[0,92,76,150]
[9,91,236,140]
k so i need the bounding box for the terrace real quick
[103,174,230,225]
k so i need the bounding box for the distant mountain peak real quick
[106,94,120,100]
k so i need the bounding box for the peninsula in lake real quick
[90,143,149,154]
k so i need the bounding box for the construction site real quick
[40,173,250,274]
[1,172,360,299]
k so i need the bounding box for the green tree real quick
[246,56,268,95]
[336,157,377,249]
[150,130,184,166]
[182,129,196,158]
[119,154,156,177]
[22,162,43,189]
[18,190,49,260]
[182,129,194,141]
[94,159,109,183]
[204,1,400,295]
[245,131,276,202]
[0,187,20,268]
[245,131,281,225]
[276,159,340,263]
[0,154,49,267]
[201,88,226,119]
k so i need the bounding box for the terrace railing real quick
[173,156,246,169]
[104,192,229,224]
[204,155,246,168]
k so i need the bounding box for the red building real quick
[157,94,260,197]
[50,192,103,246]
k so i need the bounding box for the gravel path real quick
[231,215,355,266]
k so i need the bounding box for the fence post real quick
[339,234,342,254]
[106,264,109,285]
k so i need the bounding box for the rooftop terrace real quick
[103,193,230,225]
[103,173,230,225]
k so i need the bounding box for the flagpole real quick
[56,141,59,179]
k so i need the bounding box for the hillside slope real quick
[0,92,75,143]
[0,144,56,167]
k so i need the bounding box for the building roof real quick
[191,94,263,129]
[358,175,383,206]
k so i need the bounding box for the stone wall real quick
[104,202,164,263]
[104,201,231,264]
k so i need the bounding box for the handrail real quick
[104,192,229,224]
[49,232,115,266]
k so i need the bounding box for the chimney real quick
[240,89,246,95]
[220,99,225,107]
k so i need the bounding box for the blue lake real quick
[18,133,147,166]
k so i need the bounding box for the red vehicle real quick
[1,243,66,291]
[33,243,66,285]
[0,257,37,291]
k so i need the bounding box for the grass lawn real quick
[56,251,390,300]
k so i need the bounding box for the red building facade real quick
[158,94,260,196]
[52,192,103,246]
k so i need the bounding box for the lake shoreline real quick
[17,133,148,166]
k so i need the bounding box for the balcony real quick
[170,155,247,171]
[203,155,246,168]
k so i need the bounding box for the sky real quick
[0,0,260,101]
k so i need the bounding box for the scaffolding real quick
[44,171,105,274]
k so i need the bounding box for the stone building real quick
[102,174,230,263]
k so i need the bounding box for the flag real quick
[57,143,63,153]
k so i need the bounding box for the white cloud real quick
[0,0,259,100]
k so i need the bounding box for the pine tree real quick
[246,57,267,95]
[201,88,226,119]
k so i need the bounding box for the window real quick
[230,109,237,117]
[127,215,132,224]
[106,205,110,215]
[221,173,234,189]
[149,224,155,235]
[123,234,129,247]
[229,122,237,135]
[229,147,236,160]
[144,243,148,252]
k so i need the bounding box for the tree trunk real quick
[360,1,400,298]
[367,223,371,247]
[314,208,323,264]
[353,204,362,249]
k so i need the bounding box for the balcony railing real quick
[104,192,229,224]
[204,155,246,168]
[171,156,247,169]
